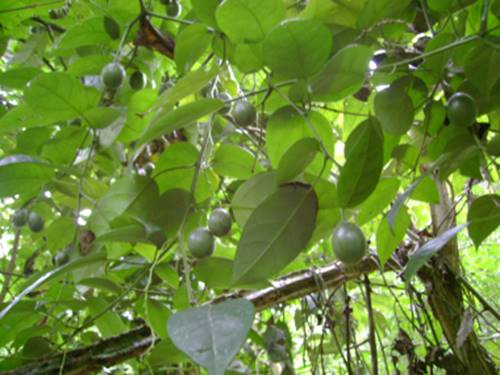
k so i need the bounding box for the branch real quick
[0,229,21,304]
[6,253,400,375]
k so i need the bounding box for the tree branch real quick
[6,253,400,375]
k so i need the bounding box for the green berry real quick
[331,222,366,264]
[101,62,126,90]
[187,227,215,258]
[232,100,257,127]
[28,212,44,233]
[447,92,477,127]
[208,208,232,237]
[129,71,146,90]
[12,209,29,227]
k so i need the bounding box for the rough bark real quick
[4,254,398,375]
[421,178,497,374]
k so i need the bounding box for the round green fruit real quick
[166,1,182,17]
[331,222,366,264]
[101,62,126,90]
[208,208,232,237]
[217,92,232,115]
[187,227,215,258]
[446,92,477,127]
[129,71,146,90]
[12,209,29,227]
[28,212,44,233]
[232,100,256,127]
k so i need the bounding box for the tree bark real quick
[4,254,398,375]
[420,178,497,374]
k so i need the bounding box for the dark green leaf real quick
[337,118,384,208]
[277,138,320,184]
[213,144,260,179]
[263,19,332,79]
[374,85,414,135]
[175,24,212,74]
[168,299,255,375]
[233,184,318,284]
[467,194,500,248]
[376,207,410,266]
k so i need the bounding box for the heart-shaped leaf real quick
[168,299,255,375]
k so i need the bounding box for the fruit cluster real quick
[187,208,232,259]
[11,209,44,233]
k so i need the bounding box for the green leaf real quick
[465,44,500,95]
[215,0,286,43]
[467,194,500,248]
[233,42,264,73]
[266,107,333,177]
[140,99,223,146]
[357,0,411,29]
[83,107,121,129]
[192,0,220,28]
[103,16,120,40]
[212,143,260,179]
[153,67,218,112]
[46,217,76,251]
[422,34,456,79]
[155,264,179,289]
[231,172,278,228]
[337,118,384,208]
[387,176,424,232]
[357,177,400,225]
[168,299,255,375]
[374,85,414,135]
[311,44,372,102]
[88,297,127,338]
[78,277,122,294]
[376,207,410,266]
[233,184,318,284]
[277,138,320,184]
[55,17,112,53]
[140,299,171,339]
[194,257,234,289]
[0,67,39,89]
[24,72,99,123]
[175,24,212,74]
[263,19,332,79]
[403,225,467,281]
[410,176,440,203]
[0,155,54,198]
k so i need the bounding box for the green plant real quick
[446,92,477,127]
[101,62,126,89]
[208,208,232,237]
[331,222,367,264]
[231,100,257,126]
[187,227,215,258]
[217,92,232,115]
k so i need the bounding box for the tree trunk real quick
[420,178,496,374]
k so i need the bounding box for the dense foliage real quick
[0,0,499,374]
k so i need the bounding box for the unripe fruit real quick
[446,92,477,127]
[217,92,232,115]
[129,71,146,90]
[331,222,366,264]
[12,209,28,227]
[101,62,126,90]
[28,212,44,233]
[166,1,182,17]
[208,208,232,237]
[187,227,215,258]
[232,100,256,127]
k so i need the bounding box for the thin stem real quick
[0,0,64,14]
[458,275,500,321]
[364,274,378,375]
[0,229,22,303]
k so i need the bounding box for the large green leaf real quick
[374,84,414,135]
[357,177,400,225]
[140,99,223,146]
[231,171,278,228]
[376,207,410,266]
[24,72,99,123]
[175,24,212,74]
[168,299,255,375]
[215,0,286,43]
[337,118,384,208]
[263,19,332,79]
[54,17,112,53]
[403,225,467,281]
[467,195,500,248]
[464,44,500,95]
[233,184,318,284]
[311,44,372,102]
[192,0,220,28]
[277,138,320,184]
[266,107,333,177]
[212,143,261,180]
[0,155,54,198]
